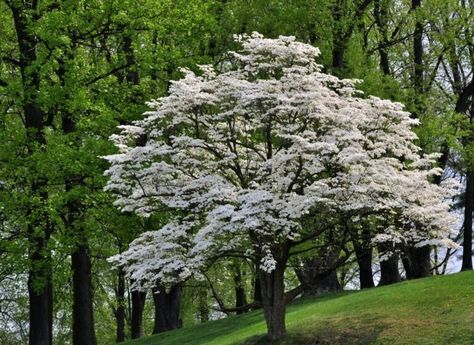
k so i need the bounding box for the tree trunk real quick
[402,245,432,279]
[405,0,433,278]
[352,227,375,289]
[198,289,209,323]
[355,247,375,289]
[115,267,126,342]
[258,263,287,341]
[377,244,401,285]
[28,249,53,345]
[306,270,341,296]
[412,246,432,277]
[234,264,247,314]
[331,0,346,71]
[60,63,97,345]
[253,273,262,306]
[374,0,391,75]
[72,244,97,345]
[296,248,342,296]
[152,283,182,334]
[332,45,346,71]
[462,171,474,270]
[130,287,147,339]
[412,0,424,93]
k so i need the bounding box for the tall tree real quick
[5,2,54,344]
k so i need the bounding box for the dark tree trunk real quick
[355,247,375,289]
[374,0,391,75]
[352,227,375,289]
[331,0,346,71]
[401,254,413,280]
[253,275,262,306]
[405,0,433,278]
[28,248,53,345]
[258,263,287,341]
[331,0,373,73]
[305,270,341,296]
[198,289,209,323]
[130,288,147,339]
[152,284,182,334]
[60,60,97,345]
[412,0,424,93]
[115,267,126,342]
[462,172,474,270]
[332,46,346,70]
[402,246,432,279]
[10,4,53,344]
[122,35,139,85]
[455,81,474,271]
[412,246,432,278]
[296,248,342,297]
[377,244,401,285]
[234,264,247,314]
[71,245,97,345]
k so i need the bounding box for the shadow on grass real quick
[237,320,385,345]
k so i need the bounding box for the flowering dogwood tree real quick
[104,33,456,340]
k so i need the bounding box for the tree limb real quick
[86,62,133,86]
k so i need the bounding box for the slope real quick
[121,271,474,345]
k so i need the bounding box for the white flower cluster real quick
[104,33,457,287]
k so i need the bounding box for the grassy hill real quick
[122,272,474,345]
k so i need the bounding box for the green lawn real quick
[121,271,474,345]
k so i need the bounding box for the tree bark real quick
[455,80,474,271]
[354,246,375,289]
[130,288,147,339]
[115,267,126,342]
[234,264,247,314]
[405,0,433,278]
[377,244,401,285]
[402,245,432,279]
[352,227,375,289]
[331,0,374,72]
[198,289,209,323]
[258,263,287,341]
[253,274,262,306]
[412,0,424,93]
[462,172,474,270]
[60,58,97,345]
[28,243,53,345]
[152,284,182,334]
[331,0,346,71]
[296,248,342,296]
[71,245,97,345]
[374,0,391,75]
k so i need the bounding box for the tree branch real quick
[455,78,474,114]
[86,62,133,86]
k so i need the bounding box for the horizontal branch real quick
[86,62,133,86]
[212,284,306,314]
[0,56,21,67]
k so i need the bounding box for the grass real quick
[121,271,474,345]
